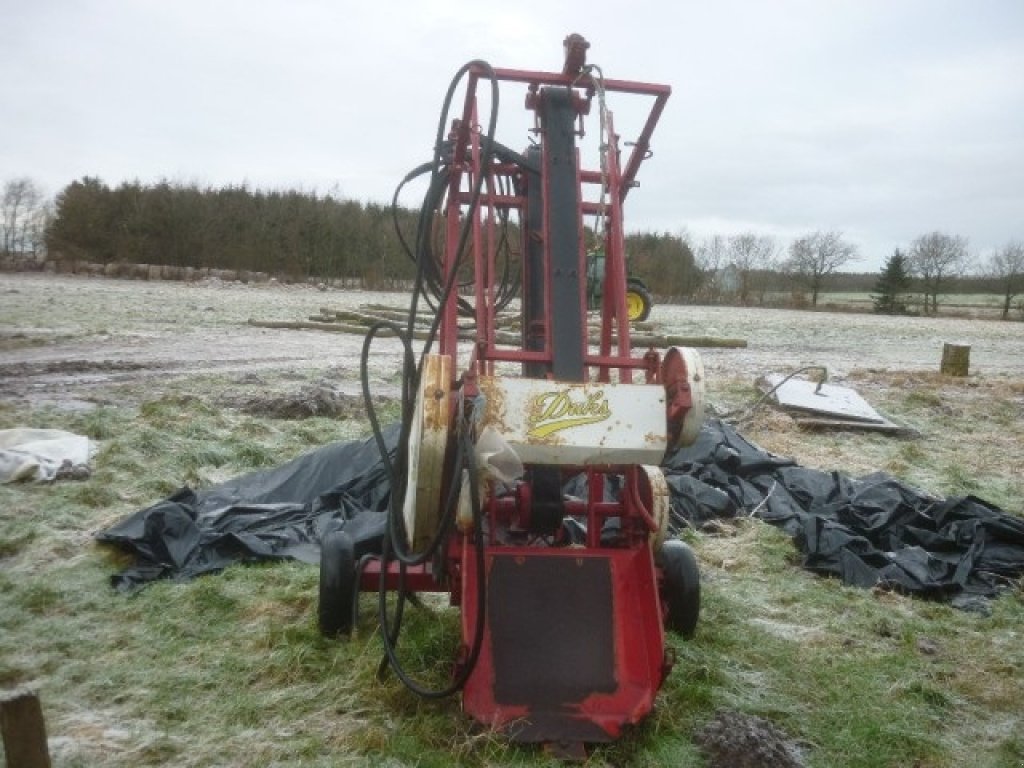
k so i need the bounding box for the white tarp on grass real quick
[0,428,92,483]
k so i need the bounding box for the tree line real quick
[870,237,1024,320]
[42,177,419,287]
[3,175,1020,319]
[30,176,701,293]
[694,229,1022,319]
[693,230,862,307]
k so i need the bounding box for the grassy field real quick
[1,276,1023,767]
[808,292,1015,320]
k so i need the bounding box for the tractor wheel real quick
[660,539,700,639]
[318,530,356,637]
[626,280,653,322]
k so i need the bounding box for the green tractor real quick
[586,251,654,322]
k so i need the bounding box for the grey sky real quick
[3,0,1022,269]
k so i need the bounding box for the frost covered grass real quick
[1,385,1022,767]
[1,275,1023,766]
[733,370,1024,514]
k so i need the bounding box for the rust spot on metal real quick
[479,376,507,432]
[422,356,452,431]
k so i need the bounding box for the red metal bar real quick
[586,470,604,548]
[619,90,670,201]
[594,108,629,383]
[478,347,551,364]
[453,191,526,209]
[483,202,497,378]
[358,561,445,593]
[573,143,588,379]
[473,345,654,369]
[442,174,461,360]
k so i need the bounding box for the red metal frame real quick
[435,62,670,385]
[365,37,677,745]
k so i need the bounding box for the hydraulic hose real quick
[359,58,500,699]
[375,423,488,699]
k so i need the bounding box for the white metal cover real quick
[477,377,667,466]
[762,373,884,423]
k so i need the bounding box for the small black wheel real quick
[660,538,700,638]
[318,530,356,637]
[626,279,653,322]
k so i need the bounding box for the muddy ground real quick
[2,273,1023,413]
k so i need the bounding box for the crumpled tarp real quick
[97,420,1024,604]
[0,428,92,483]
[97,425,398,591]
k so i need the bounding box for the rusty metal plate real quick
[477,377,666,465]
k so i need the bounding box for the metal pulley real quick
[662,346,706,449]
[401,353,452,554]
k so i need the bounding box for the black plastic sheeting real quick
[97,420,1024,606]
[97,425,398,591]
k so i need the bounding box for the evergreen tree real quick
[872,249,912,314]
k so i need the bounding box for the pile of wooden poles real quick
[249,304,747,350]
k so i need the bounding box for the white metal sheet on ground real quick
[761,374,883,422]
[478,377,667,466]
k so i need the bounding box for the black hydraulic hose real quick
[392,143,519,317]
[394,63,504,326]
[375,425,487,699]
[390,159,438,280]
[386,59,499,566]
[391,161,449,315]
[358,58,500,700]
[359,320,415,484]
[410,61,500,342]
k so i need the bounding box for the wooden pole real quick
[1,689,52,768]
[940,342,970,376]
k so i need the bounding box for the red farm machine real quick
[319,34,706,750]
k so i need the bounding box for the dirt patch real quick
[220,384,394,419]
[0,359,152,376]
[695,709,806,768]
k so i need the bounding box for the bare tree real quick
[907,231,970,315]
[695,234,728,302]
[2,178,48,259]
[727,232,777,304]
[785,230,859,307]
[987,240,1024,320]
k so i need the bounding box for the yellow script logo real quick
[527,389,611,438]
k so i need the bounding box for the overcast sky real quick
[3,0,1022,269]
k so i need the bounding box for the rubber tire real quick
[318,530,356,637]
[661,539,700,639]
[626,280,653,322]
